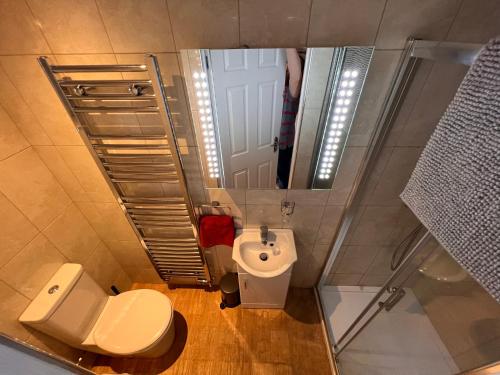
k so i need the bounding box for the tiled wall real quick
[0,0,498,365]
[326,59,470,286]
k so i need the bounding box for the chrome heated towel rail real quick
[39,55,211,286]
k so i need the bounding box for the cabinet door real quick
[239,272,289,307]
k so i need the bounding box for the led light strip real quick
[192,71,220,179]
[318,69,359,180]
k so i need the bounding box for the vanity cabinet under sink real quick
[237,266,292,308]
[232,228,297,309]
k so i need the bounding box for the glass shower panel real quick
[335,237,500,374]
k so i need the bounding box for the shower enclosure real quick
[317,40,500,374]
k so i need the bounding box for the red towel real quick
[199,215,235,248]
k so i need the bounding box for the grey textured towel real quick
[400,37,500,302]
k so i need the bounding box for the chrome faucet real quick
[260,225,269,245]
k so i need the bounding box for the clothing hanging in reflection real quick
[276,48,305,189]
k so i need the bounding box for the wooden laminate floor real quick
[92,283,332,375]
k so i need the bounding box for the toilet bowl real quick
[19,263,175,358]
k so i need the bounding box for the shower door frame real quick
[314,38,485,369]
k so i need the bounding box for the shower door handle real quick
[379,287,406,311]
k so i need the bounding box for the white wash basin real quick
[232,229,297,278]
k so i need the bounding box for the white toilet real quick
[19,263,175,358]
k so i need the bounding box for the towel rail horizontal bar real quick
[149,251,201,256]
[93,144,169,150]
[125,202,186,208]
[98,154,173,159]
[146,245,199,250]
[103,163,175,169]
[109,172,177,178]
[144,237,197,243]
[89,135,166,140]
[51,64,147,73]
[133,218,191,224]
[122,197,184,203]
[151,254,202,259]
[160,274,206,279]
[58,79,151,87]
[127,205,188,210]
[131,216,190,222]
[146,246,199,250]
[159,270,206,275]
[105,168,176,174]
[111,178,179,183]
[153,260,204,265]
[156,266,205,271]
[145,244,199,249]
[129,212,189,217]
[74,106,159,113]
[67,95,155,101]
[136,223,192,228]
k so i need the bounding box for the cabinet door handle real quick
[244,280,247,289]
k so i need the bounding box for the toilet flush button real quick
[48,285,59,294]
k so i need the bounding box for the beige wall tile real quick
[307,0,386,46]
[317,205,343,244]
[167,0,239,50]
[364,147,422,206]
[0,0,50,54]
[446,0,500,43]
[0,280,32,342]
[363,245,394,277]
[0,234,67,299]
[0,105,29,161]
[27,0,113,53]
[286,189,329,206]
[207,189,246,205]
[347,206,401,246]
[0,56,82,146]
[128,266,164,284]
[33,146,90,202]
[384,61,435,147]
[97,0,175,52]
[43,203,101,264]
[246,204,284,229]
[328,147,366,205]
[77,201,137,242]
[359,273,389,286]
[56,146,115,203]
[395,62,467,147]
[285,205,324,245]
[327,272,362,286]
[83,241,122,292]
[0,66,52,146]
[0,192,39,268]
[239,0,312,47]
[375,0,462,49]
[335,245,380,274]
[112,268,133,292]
[104,239,152,269]
[246,189,286,205]
[0,148,71,230]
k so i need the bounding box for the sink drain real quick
[259,253,268,261]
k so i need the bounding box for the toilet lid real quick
[94,289,173,355]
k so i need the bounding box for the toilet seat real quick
[93,289,173,355]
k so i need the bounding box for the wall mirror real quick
[180,47,373,190]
